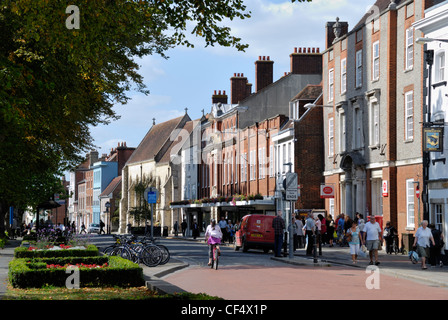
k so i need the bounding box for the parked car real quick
[234,214,275,253]
[88,223,100,234]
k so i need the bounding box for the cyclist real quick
[205,219,223,266]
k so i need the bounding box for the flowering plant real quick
[46,262,109,269]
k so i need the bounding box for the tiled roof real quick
[159,119,196,163]
[291,84,322,101]
[126,114,190,165]
[99,176,122,197]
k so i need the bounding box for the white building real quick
[414,0,448,249]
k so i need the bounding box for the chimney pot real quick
[294,47,297,53]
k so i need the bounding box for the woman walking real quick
[347,221,362,264]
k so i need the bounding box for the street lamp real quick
[416,37,448,44]
[303,103,333,109]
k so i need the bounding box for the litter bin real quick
[163,226,168,237]
[401,233,414,254]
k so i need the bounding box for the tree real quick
[0,0,309,236]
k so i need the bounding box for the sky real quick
[89,0,379,156]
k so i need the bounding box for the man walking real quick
[362,214,382,265]
[272,211,285,257]
[305,213,315,256]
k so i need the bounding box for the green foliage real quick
[9,255,144,288]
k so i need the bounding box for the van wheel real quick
[234,244,240,251]
[263,248,270,253]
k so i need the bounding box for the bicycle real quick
[210,243,220,270]
[107,236,163,267]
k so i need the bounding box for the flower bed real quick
[9,256,144,288]
[14,244,99,259]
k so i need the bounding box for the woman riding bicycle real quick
[205,219,223,266]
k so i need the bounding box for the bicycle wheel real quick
[214,246,219,270]
[111,246,133,261]
[140,245,163,267]
[156,244,170,265]
[102,245,116,255]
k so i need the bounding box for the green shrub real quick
[9,256,144,288]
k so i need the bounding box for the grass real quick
[5,285,223,300]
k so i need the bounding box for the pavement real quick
[1,236,447,299]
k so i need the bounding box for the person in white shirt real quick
[362,214,382,265]
[205,219,223,266]
[218,216,228,242]
[413,220,435,270]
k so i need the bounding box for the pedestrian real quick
[99,220,105,234]
[80,222,87,234]
[358,214,365,243]
[305,213,315,256]
[413,220,435,270]
[173,221,179,236]
[227,220,234,243]
[192,220,200,239]
[414,220,436,269]
[318,214,327,245]
[181,220,187,237]
[218,216,228,242]
[347,221,362,264]
[362,214,382,265]
[429,223,444,267]
[383,221,397,254]
[336,214,345,245]
[272,211,285,257]
[294,215,304,249]
[326,216,335,247]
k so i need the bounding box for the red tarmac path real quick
[164,264,448,300]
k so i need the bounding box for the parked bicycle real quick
[102,235,169,267]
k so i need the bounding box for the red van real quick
[234,214,275,253]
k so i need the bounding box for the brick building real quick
[321,0,444,245]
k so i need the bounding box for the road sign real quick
[285,189,298,201]
[285,172,298,190]
[145,187,158,204]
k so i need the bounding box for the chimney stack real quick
[230,73,251,104]
[290,47,322,75]
[212,90,228,104]
[255,56,274,92]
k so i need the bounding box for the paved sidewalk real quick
[272,244,448,288]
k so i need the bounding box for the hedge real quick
[14,245,99,259]
[9,256,144,288]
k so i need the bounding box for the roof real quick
[291,83,322,101]
[126,114,191,165]
[99,176,122,198]
[159,119,196,163]
[352,0,403,30]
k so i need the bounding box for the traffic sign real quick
[145,187,158,204]
[285,189,298,201]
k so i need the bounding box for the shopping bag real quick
[408,250,419,264]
